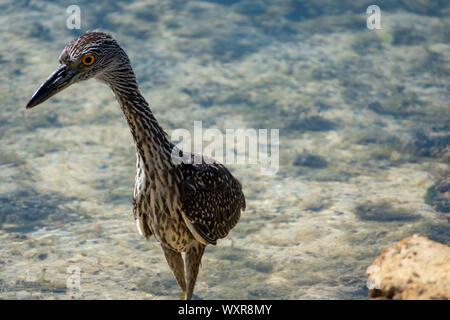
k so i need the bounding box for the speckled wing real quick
[178,159,245,245]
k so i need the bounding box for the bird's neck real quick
[105,73,177,175]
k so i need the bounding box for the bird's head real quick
[26,32,131,109]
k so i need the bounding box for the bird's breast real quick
[134,164,193,252]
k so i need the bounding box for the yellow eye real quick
[81,54,95,66]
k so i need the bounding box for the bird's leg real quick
[161,245,186,299]
[185,241,206,300]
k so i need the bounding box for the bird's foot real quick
[179,291,186,300]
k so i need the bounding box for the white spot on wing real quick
[136,218,143,236]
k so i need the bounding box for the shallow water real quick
[0,0,449,299]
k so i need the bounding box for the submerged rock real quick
[366,235,450,300]
[425,177,450,214]
[406,130,450,160]
[287,114,337,132]
[293,153,328,168]
[355,201,421,222]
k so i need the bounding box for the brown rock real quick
[366,235,450,299]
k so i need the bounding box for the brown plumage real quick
[26,32,246,300]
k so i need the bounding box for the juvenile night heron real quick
[26,32,246,300]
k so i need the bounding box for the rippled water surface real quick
[0,0,449,299]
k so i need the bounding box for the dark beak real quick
[26,65,76,109]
